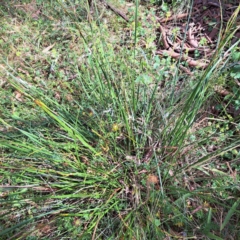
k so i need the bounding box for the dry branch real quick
[157,49,209,68]
[101,0,129,22]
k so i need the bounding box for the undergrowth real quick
[0,0,240,239]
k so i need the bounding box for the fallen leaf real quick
[42,43,56,53]
[169,169,174,176]
[147,174,159,185]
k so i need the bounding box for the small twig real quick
[179,65,193,75]
[159,24,170,49]
[159,13,189,23]
[208,0,220,8]
[214,86,232,97]
[191,205,203,215]
[188,27,198,48]
[101,0,129,22]
[157,49,209,68]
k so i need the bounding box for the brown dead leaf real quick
[35,223,52,236]
[169,169,174,176]
[42,43,56,54]
[147,174,159,185]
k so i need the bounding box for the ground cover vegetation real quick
[0,0,240,239]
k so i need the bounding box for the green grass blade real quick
[204,232,223,240]
[220,199,240,231]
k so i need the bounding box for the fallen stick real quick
[101,0,129,22]
[159,24,170,49]
[188,27,198,48]
[156,49,209,68]
[159,13,189,23]
[179,65,193,75]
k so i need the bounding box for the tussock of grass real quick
[0,1,240,239]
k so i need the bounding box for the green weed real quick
[0,1,240,239]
